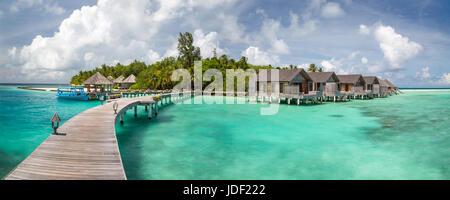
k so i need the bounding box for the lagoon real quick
[0,85,449,179]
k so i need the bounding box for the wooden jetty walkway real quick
[4,92,191,180]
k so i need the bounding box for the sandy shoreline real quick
[18,87,58,92]
[401,89,450,92]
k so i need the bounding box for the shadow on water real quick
[0,150,23,179]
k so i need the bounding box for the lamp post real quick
[113,101,118,114]
[51,113,61,135]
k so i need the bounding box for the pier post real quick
[297,98,300,106]
[134,106,137,117]
[145,105,148,111]
[288,98,291,105]
[155,102,158,116]
[278,97,281,104]
[148,104,152,120]
[120,115,124,124]
[270,96,272,104]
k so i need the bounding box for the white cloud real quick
[8,0,238,81]
[361,57,368,64]
[374,24,423,69]
[297,63,310,69]
[10,0,66,15]
[320,58,348,74]
[348,51,360,59]
[271,39,290,55]
[321,2,345,18]
[415,66,431,80]
[359,24,370,35]
[193,29,225,58]
[437,73,450,85]
[241,46,279,66]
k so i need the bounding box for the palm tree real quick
[308,64,317,72]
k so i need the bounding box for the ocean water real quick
[0,85,98,178]
[0,85,449,179]
[116,90,450,180]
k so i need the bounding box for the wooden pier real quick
[4,92,191,180]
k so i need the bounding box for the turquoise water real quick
[116,91,450,180]
[0,85,449,179]
[0,85,98,178]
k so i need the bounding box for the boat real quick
[57,86,89,100]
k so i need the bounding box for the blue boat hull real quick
[57,95,89,101]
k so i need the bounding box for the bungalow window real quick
[308,82,313,92]
[279,83,284,93]
[316,83,321,91]
[345,84,349,92]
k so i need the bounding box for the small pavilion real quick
[82,72,113,93]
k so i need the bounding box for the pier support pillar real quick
[134,106,137,117]
[120,115,124,124]
[148,104,152,120]
[288,98,291,105]
[297,98,300,106]
[278,97,281,104]
[155,103,158,116]
[145,105,148,111]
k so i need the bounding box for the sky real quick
[0,0,449,87]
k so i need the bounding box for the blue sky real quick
[0,0,449,87]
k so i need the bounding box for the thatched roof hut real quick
[363,76,381,95]
[337,74,366,94]
[122,74,136,84]
[83,72,113,85]
[121,74,136,89]
[308,72,340,97]
[258,68,311,82]
[114,75,124,84]
[82,72,113,93]
[257,69,312,95]
[384,79,397,89]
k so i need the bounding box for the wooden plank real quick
[2,95,164,180]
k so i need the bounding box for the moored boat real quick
[57,86,89,100]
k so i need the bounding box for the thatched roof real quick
[82,72,113,85]
[114,75,124,83]
[337,74,365,84]
[258,68,311,82]
[363,76,380,84]
[379,79,389,87]
[384,79,397,88]
[308,72,339,83]
[122,74,136,84]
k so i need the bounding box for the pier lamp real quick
[51,113,61,135]
[113,102,118,114]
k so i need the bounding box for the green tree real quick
[308,64,317,72]
[177,32,201,68]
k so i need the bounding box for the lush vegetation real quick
[71,32,318,90]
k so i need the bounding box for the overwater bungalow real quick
[82,72,113,94]
[307,72,342,101]
[257,69,323,104]
[337,74,367,99]
[384,79,398,95]
[113,75,124,89]
[363,76,381,98]
[121,74,136,89]
[379,79,389,97]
